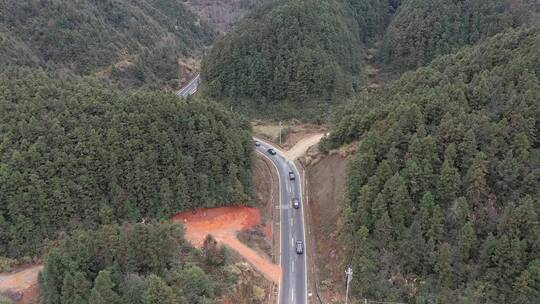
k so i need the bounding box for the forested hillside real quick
[0,69,253,259]
[39,222,242,304]
[0,0,214,89]
[321,27,540,302]
[200,0,537,120]
[379,0,537,72]
[201,0,363,120]
[346,0,399,43]
[183,0,263,33]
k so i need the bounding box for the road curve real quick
[177,74,200,97]
[255,139,308,304]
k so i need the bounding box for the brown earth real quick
[304,151,350,303]
[252,122,327,151]
[0,133,322,303]
[171,206,281,283]
[0,265,42,304]
[283,133,325,160]
[237,157,275,260]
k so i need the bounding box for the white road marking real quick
[291,161,309,304]
[254,146,283,304]
[254,137,309,304]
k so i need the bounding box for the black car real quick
[289,172,295,180]
[292,198,300,209]
[267,148,277,155]
[296,240,304,254]
[254,141,261,147]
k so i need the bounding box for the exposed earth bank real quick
[171,206,280,283]
[0,266,41,304]
[302,146,355,303]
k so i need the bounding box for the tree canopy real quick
[322,27,540,302]
[201,0,364,120]
[38,222,233,304]
[378,0,536,72]
[0,0,215,89]
[0,69,253,258]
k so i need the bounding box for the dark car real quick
[292,198,300,209]
[289,172,295,180]
[296,240,304,254]
[254,141,261,147]
[267,148,277,155]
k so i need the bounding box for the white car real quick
[289,172,295,180]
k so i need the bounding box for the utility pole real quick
[345,267,353,304]
[279,121,282,145]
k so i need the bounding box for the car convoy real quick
[257,140,305,256]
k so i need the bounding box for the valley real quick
[0,1,538,304]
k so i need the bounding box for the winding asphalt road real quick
[178,75,309,303]
[255,139,308,304]
[177,74,200,97]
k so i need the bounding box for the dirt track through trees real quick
[283,133,324,160]
[171,206,281,283]
[0,265,42,297]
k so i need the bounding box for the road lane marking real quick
[254,137,308,304]
[254,146,283,304]
[291,161,309,304]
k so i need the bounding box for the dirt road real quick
[282,133,324,160]
[171,206,281,283]
[0,265,42,298]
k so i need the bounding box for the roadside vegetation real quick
[39,222,236,304]
[321,27,540,303]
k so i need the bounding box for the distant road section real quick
[177,74,200,97]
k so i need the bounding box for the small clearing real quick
[252,122,327,150]
[282,133,325,160]
[0,265,42,303]
[171,207,281,283]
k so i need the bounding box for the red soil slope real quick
[172,206,281,283]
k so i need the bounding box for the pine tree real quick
[40,249,64,304]
[437,159,461,206]
[159,178,174,219]
[374,211,393,247]
[61,272,75,304]
[419,191,435,235]
[458,221,477,262]
[513,270,538,304]
[143,275,177,304]
[403,159,422,200]
[383,173,412,229]
[89,271,121,304]
[435,243,453,287]
[428,204,444,242]
[459,130,477,171]
[465,152,489,207]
